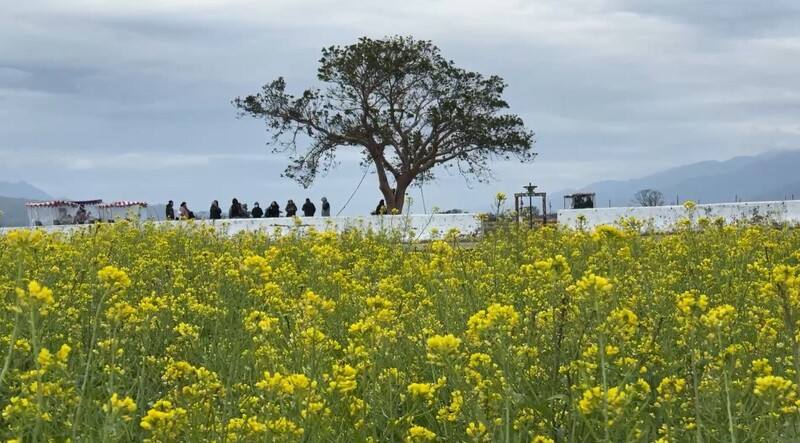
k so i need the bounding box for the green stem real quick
[719,327,736,443]
[691,353,703,443]
[0,313,20,390]
[599,334,609,443]
[1,261,25,391]
[72,290,109,440]
[29,307,43,442]
[595,298,610,443]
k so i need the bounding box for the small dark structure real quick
[515,183,547,228]
[564,193,596,209]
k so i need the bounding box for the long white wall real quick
[0,214,482,240]
[558,200,800,231]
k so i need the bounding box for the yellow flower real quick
[97,265,131,291]
[173,322,200,340]
[700,304,736,328]
[406,425,436,442]
[55,344,71,363]
[754,375,795,397]
[17,280,55,314]
[466,421,487,440]
[578,386,627,416]
[140,399,188,437]
[426,334,461,361]
[27,280,54,306]
[104,393,137,421]
[752,358,773,376]
[329,364,358,394]
[467,303,520,342]
[256,371,313,395]
[606,308,638,339]
[5,229,43,247]
[407,382,436,400]
[676,291,708,316]
[37,348,53,369]
[656,376,686,403]
[571,273,613,297]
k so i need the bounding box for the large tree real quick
[233,36,536,212]
[633,189,665,207]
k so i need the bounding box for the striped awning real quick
[72,199,103,205]
[25,200,78,208]
[98,201,148,208]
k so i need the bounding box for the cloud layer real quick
[1,0,799,213]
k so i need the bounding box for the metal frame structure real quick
[514,183,547,228]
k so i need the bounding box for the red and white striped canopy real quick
[25,200,78,208]
[98,201,148,208]
[72,199,103,205]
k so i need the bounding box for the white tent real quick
[25,199,104,226]
[25,201,79,226]
[71,199,103,222]
[99,201,150,222]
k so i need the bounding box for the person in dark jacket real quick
[166,200,175,220]
[372,199,386,215]
[266,201,281,217]
[179,202,195,219]
[209,200,222,219]
[251,202,263,218]
[285,200,297,217]
[321,197,331,217]
[74,205,88,224]
[229,198,245,219]
[302,198,316,217]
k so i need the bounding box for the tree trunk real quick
[377,175,411,214]
[388,177,411,213]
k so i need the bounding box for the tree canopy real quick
[233,36,536,212]
[633,189,665,207]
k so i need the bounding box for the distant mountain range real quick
[3,151,800,225]
[0,196,33,227]
[0,181,51,227]
[0,181,52,201]
[552,150,800,209]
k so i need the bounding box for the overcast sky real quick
[2,0,799,214]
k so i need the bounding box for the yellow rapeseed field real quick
[2,216,800,441]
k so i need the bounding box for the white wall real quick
[1,214,482,240]
[558,200,800,231]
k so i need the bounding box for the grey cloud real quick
[0,0,798,213]
[615,0,800,37]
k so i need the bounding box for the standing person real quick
[179,202,195,219]
[372,199,386,215]
[321,197,331,217]
[209,200,222,220]
[302,198,316,217]
[285,199,297,217]
[166,200,175,220]
[74,205,88,224]
[241,203,250,218]
[266,201,281,217]
[251,202,263,218]
[229,198,244,219]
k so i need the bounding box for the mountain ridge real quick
[552,150,800,209]
[0,181,52,201]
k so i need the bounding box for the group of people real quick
[166,196,395,221]
[165,197,332,220]
[165,201,196,220]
